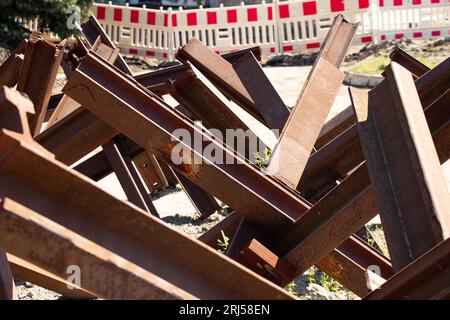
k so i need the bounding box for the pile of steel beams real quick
[0,14,448,300]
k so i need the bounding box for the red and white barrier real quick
[92,0,450,60]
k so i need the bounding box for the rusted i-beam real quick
[386,47,430,79]
[364,239,450,300]
[0,199,195,300]
[47,37,120,127]
[266,57,345,188]
[16,32,65,136]
[102,137,159,217]
[350,62,450,271]
[62,52,396,295]
[0,89,294,300]
[81,15,133,76]
[177,39,288,130]
[0,40,27,87]
[315,48,431,151]
[63,51,309,236]
[298,57,450,200]
[0,250,16,300]
[166,65,263,162]
[7,253,96,300]
[265,15,356,188]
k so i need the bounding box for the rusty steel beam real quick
[177,39,288,130]
[364,239,450,300]
[201,208,392,297]
[266,16,356,188]
[350,63,450,271]
[239,239,297,286]
[232,52,289,130]
[79,24,222,217]
[266,58,345,188]
[0,250,16,300]
[47,38,120,127]
[0,94,294,300]
[7,253,96,300]
[63,51,310,236]
[314,106,355,150]
[298,57,450,200]
[40,34,171,210]
[198,211,242,248]
[75,141,221,218]
[175,38,258,122]
[317,236,393,297]
[133,152,168,192]
[135,46,261,91]
[35,107,118,165]
[16,32,65,136]
[166,65,263,162]
[0,198,196,300]
[102,137,159,217]
[0,40,27,87]
[237,236,392,293]
[386,47,430,79]
[42,36,245,217]
[168,66,250,133]
[315,48,431,151]
[175,171,221,219]
[277,165,377,266]
[81,15,133,75]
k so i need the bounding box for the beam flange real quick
[350,63,450,271]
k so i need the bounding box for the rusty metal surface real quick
[133,152,168,192]
[315,106,356,150]
[0,250,16,300]
[0,198,195,300]
[35,107,118,165]
[364,239,450,300]
[0,93,294,300]
[81,15,133,76]
[278,164,377,269]
[177,38,260,123]
[167,65,261,162]
[103,137,159,217]
[0,14,446,299]
[239,239,297,286]
[47,37,120,127]
[0,40,26,87]
[175,171,221,219]
[310,53,442,179]
[7,253,96,300]
[316,236,393,297]
[135,46,261,92]
[232,52,289,130]
[388,47,430,78]
[316,15,358,68]
[63,52,310,236]
[350,63,450,271]
[298,57,450,200]
[16,32,65,136]
[266,58,345,189]
[266,16,356,189]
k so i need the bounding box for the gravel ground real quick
[9,44,449,300]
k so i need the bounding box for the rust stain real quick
[153,143,200,179]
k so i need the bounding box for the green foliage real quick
[254,147,272,169]
[217,230,230,254]
[0,0,93,49]
[319,273,342,293]
[307,268,316,284]
[284,282,296,294]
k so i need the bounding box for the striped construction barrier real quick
[91,0,450,60]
